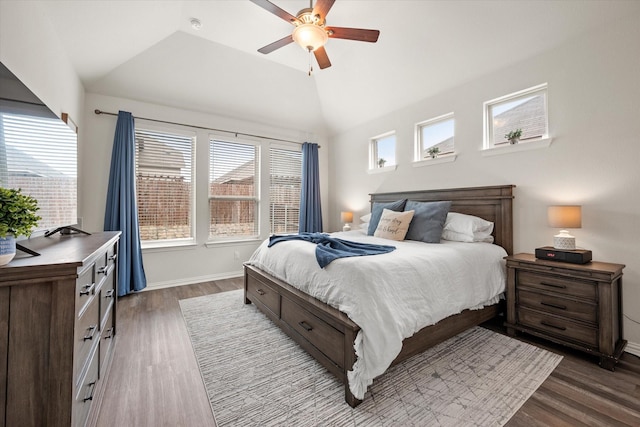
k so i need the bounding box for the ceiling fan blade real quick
[312,0,335,20]
[258,35,294,54]
[250,0,299,25]
[313,46,332,69]
[327,27,380,43]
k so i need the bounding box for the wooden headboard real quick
[370,185,515,255]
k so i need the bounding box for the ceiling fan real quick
[250,0,380,72]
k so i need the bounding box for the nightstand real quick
[504,253,626,370]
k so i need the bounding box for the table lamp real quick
[341,211,353,232]
[535,205,592,264]
[548,205,581,250]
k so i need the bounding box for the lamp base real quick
[535,246,592,264]
[342,224,351,232]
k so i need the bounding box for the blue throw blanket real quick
[268,232,396,268]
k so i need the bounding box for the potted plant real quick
[505,129,523,144]
[427,146,440,159]
[378,158,387,168]
[0,187,41,265]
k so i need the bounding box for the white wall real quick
[0,1,84,126]
[83,93,329,289]
[328,16,640,351]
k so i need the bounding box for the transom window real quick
[484,83,549,149]
[209,138,259,240]
[415,113,455,160]
[135,127,195,244]
[370,131,396,170]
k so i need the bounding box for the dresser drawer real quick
[99,273,116,326]
[281,296,345,368]
[517,270,596,301]
[518,307,598,347]
[73,344,99,427]
[246,276,280,317]
[518,289,597,324]
[75,266,96,317]
[74,294,100,385]
[100,309,115,379]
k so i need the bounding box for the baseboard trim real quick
[625,340,640,358]
[143,270,244,291]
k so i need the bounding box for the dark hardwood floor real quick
[96,279,640,426]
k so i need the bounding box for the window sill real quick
[482,137,552,157]
[368,164,397,174]
[142,239,197,253]
[205,238,263,247]
[412,153,457,168]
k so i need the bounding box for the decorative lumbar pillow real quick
[374,209,415,241]
[367,199,407,235]
[442,212,494,242]
[404,200,452,243]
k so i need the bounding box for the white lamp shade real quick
[547,205,582,229]
[340,211,353,223]
[292,23,328,51]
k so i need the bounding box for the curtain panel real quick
[299,142,323,233]
[104,111,147,296]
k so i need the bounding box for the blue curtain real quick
[299,142,323,233]
[104,111,147,296]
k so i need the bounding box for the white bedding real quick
[246,230,507,399]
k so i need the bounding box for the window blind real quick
[0,112,77,231]
[134,128,194,242]
[209,139,259,239]
[270,147,301,234]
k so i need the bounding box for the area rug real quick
[179,290,562,426]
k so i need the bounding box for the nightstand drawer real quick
[518,271,596,301]
[518,289,597,324]
[518,307,597,347]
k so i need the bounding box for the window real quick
[370,131,396,170]
[270,146,301,234]
[484,83,549,149]
[0,110,77,232]
[415,113,455,160]
[135,127,195,244]
[209,139,259,240]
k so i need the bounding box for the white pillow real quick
[360,213,372,223]
[374,209,415,241]
[442,212,494,243]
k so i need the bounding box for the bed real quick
[243,185,514,407]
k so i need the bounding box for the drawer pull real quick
[109,254,117,262]
[540,321,567,331]
[540,301,567,310]
[256,288,266,296]
[105,289,115,299]
[299,321,313,332]
[79,283,95,296]
[97,266,108,275]
[540,281,566,290]
[104,327,114,340]
[83,325,98,341]
[83,381,96,402]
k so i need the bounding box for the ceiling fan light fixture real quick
[292,23,328,51]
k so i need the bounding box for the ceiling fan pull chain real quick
[308,48,313,76]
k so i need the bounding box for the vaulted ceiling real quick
[39,0,637,136]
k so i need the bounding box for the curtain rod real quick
[94,109,318,147]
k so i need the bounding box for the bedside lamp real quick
[341,211,353,232]
[548,205,581,250]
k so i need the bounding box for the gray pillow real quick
[404,200,452,243]
[367,199,407,235]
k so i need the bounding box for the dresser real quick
[0,231,120,427]
[504,253,626,370]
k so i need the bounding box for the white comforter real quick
[246,230,507,399]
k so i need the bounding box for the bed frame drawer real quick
[246,274,280,317]
[281,296,345,368]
